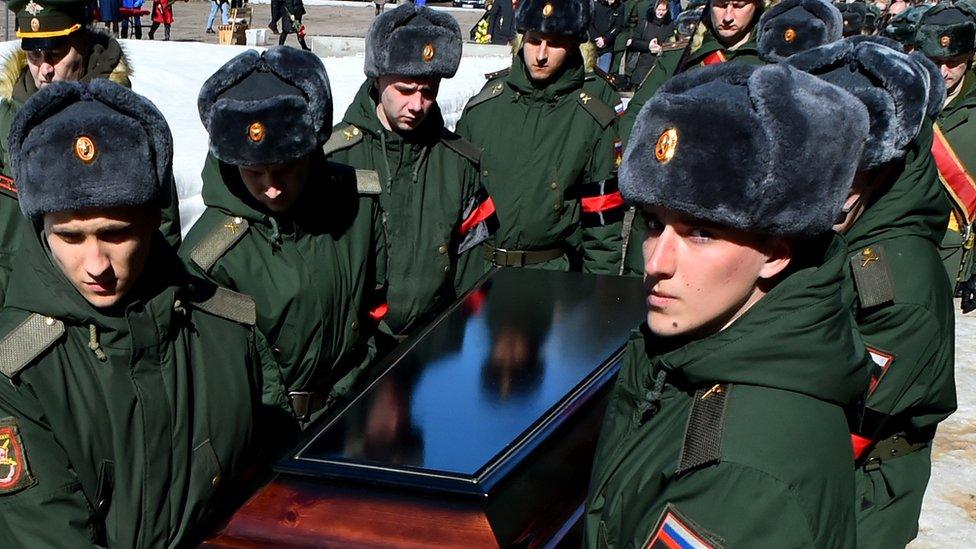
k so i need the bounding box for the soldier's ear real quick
[757,237,792,282]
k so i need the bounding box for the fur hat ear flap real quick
[787,37,929,170]
[515,0,592,41]
[910,51,947,120]
[621,63,868,237]
[757,0,842,61]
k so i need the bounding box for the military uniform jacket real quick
[585,236,870,548]
[455,53,625,275]
[843,124,956,447]
[181,154,385,417]
[0,230,266,548]
[325,81,489,335]
[0,33,181,306]
[935,73,976,282]
[621,32,762,143]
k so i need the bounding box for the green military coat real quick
[621,31,762,276]
[843,125,956,548]
[585,235,870,548]
[0,33,181,306]
[455,52,625,274]
[0,228,267,547]
[181,153,386,423]
[935,74,976,284]
[324,81,488,335]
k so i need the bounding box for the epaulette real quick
[0,313,65,379]
[465,80,506,111]
[591,66,619,91]
[676,383,730,476]
[850,245,895,309]
[440,130,481,165]
[661,40,689,52]
[354,169,383,195]
[323,124,364,157]
[484,67,510,81]
[189,214,249,273]
[577,90,616,128]
[190,285,256,326]
[0,173,16,199]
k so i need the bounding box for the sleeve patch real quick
[646,504,723,549]
[0,418,35,495]
[614,138,623,168]
[866,345,895,393]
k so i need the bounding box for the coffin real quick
[204,268,646,548]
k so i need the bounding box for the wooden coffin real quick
[204,268,646,548]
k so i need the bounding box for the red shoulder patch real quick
[0,418,35,494]
[646,504,723,549]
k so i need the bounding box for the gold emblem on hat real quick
[940,35,951,47]
[74,136,96,164]
[24,0,43,16]
[247,121,265,143]
[30,18,39,32]
[655,128,678,164]
[422,43,435,62]
[784,27,796,43]
[542,3,554,17]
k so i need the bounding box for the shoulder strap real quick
[850,244,895,310]
[676,383,730,476]
[354,169,383,195]
[577,90,616,129]
[484,67,510,80]
[591,66,619,91]
[322,124,364,157]
[0,313,65,379]
[190,285,256,326]
[465,79,506,111]
[440,131,481,165]
[189,214,249,273]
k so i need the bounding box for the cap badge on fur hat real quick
[655,128,678,164]
[30,18,39,31]
[784,27,797,43]
[940,35,951,47]
[74,136,96,164]
[542,3,553,17]
[247,121,266,143]
[422,43,435,61]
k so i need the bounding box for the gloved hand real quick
[960,274,976,314]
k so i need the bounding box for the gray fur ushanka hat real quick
[757,0,843,61]
[787,36,930,170]
[516,0,592,41]
[365,4,462,79]
[9,80,173,220]
[620,63,868,237]
[198,46,332,166]
[916,4,976,58]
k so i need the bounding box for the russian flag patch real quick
[866,345,895,393]
[646,505,722,549]
[615,101,625,117]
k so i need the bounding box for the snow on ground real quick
[0,40,509,230]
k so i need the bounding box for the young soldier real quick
[325,4,491,336]
[182,47,387,426]
[0,80,267,547]
[916,5,976,311]
[0,0,180,305]
[456,0,625,275]
[789,36,956,548]
[585,63,872,548]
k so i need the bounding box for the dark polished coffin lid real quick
[207,268,646,548]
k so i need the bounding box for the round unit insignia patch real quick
[0,419,34,494]
[247,121,266,143]
[74,136,97,164]
[655,128,678,164]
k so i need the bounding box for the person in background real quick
[120,0,146,39]
[280,0,310,50]
[590,0,627,72]
[626,0,674,85]
[206,0,230,34]
[149,0,186,40]
[488,0,517,44]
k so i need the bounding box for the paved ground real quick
[0,0,485,45]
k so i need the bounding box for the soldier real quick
[620,0,764,143]
[584,63,871,548]
[0,80,267,546]
[456,0,625,275]
[788,35,955,548]
[325,4,490,336]
[0,0,180,305]
[182,47,387,427]
[916,4,976,311]
[621,0,841,275]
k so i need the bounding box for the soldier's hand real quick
[961,275,976,314]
